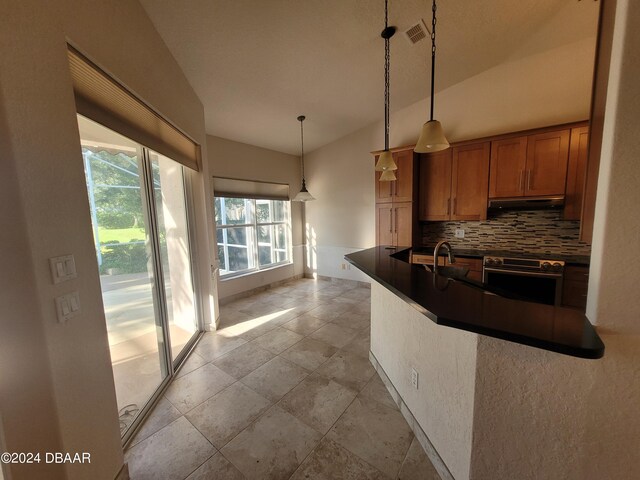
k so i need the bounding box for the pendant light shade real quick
[293,115,315,202]
[379,169,397,181]
[414,120,450,153]
[415,0,449,154]
[375,150,397,172]
[377,0,397,181]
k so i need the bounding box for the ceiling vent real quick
[404,19,430,45]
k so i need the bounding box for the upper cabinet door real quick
[374,155,394,203]
[525,129,570,196]
[564,127,589,220]
[451,142,490,221]
[419,149,452,221]
[392,149,414,203]
[489,136,528,198]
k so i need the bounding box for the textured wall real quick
[0,1,209,478]
[207,135,305,299]
[370,282,477,480]
[421,210,592,256]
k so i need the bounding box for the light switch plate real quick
[49,255,77,284]
[455,229,465,239]
[55,292,81,323]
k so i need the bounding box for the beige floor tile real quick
[266,292,299,308]
[228,320,281,341]
[240,356,309,402]
[194,333,247,361]
[213,342,275,379]
[341,330,372,359]
[290,438,387,480]
[221,405,322,480]
[339,287,371,301]
[125,416,215,480]
[252,327,303,354]
[281,313,328,336]
[359,374,398,411]
[398,437,442,480]
[307,302,352,320]
[315,350,376,392]
[280,338,338,371]
[186,382,272,449]
[331,311,371,331]
[165,363,236,414]
[186,452,246,480]
[309,323,359,349]
[176,351,209,378]
[280,373,358,434]
[129,396,182,447]
[327,396,414,479]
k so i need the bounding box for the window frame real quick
[215,196,292,278]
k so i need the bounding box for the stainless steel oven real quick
[482,256,564,306]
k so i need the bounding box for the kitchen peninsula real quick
[346,246,605,480]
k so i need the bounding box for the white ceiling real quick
[140,0,599,155]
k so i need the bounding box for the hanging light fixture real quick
[375,0,397,181]
[292,115,315,202]
[414,0,449,153]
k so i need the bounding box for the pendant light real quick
[414,0,449,153]
[292,115,315,202]
[375,0,397,181]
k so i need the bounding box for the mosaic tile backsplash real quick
[420,209,592,256]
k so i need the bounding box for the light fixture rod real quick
[430,0,437,121]
[298,115,305,181]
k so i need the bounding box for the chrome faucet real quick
[433,240,455,274]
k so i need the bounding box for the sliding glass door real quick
[78,115,199,438]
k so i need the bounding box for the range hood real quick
[488,196,565,210]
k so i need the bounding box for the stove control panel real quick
[483,256,565,273]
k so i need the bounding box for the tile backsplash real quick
[420,209,592,256]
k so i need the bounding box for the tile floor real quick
[125,277,442,480]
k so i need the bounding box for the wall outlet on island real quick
[340,263,351,270]
[411,368,419,389]
[455,228,465,239]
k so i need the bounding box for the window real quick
[215,197,291,277]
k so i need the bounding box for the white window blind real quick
[68,46,200,171]
[212,177,290,201]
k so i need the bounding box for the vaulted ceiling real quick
[140,0,599,154]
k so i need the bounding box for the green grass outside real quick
[97,227,146,245]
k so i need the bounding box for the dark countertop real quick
[413,245,591,266]
[345,246,604,359]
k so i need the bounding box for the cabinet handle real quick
[453,198,457,215]
[395,207,398,233]
[389,209,393,233]
[527,170,532,191]
[447,198,451,215]
[519,170,524,191]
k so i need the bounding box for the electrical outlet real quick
[341,263,346,270]
[411,368,419,389]
[455,228,465,239]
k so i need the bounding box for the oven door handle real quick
[483,267,563,279]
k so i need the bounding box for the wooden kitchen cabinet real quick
[489,129,570,198]
[562,265,589,311]
[419,142,490,221]
[525,129,571,196]
[374,147,418,247]
[564,126,590,220]
[489,136,528,198]
[375,149,415,204]
[419,149,452,221]
[376,202,412,247]
[451,142,490,220]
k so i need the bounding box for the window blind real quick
[212,177,290,201]
[68,46,200,171]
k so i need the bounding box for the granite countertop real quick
[345,246,604,359]
[413,245,591,266]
